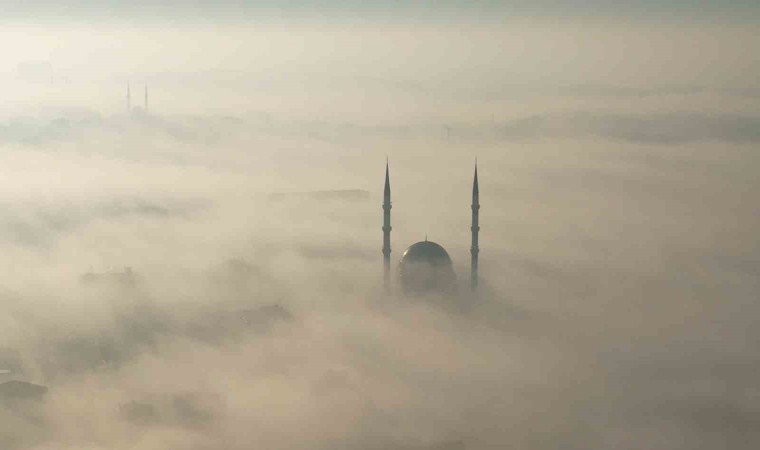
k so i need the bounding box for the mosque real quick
[382,162,479,294]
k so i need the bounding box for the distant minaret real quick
[126,82,131,113]
[144,83,148,113]
[382,160,392,292]
[470,162,480,291]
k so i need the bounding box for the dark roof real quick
[0,380,48,401]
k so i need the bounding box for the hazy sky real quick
[2,10,758,121]
[3,0,760,19]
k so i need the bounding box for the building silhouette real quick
[383,162,479,294]
[126,82,149,115]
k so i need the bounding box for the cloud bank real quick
[0,11,758,450]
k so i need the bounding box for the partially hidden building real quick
[382,161,479,295]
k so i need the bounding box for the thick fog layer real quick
[0,13,759,450]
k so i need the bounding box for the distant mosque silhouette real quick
[126,81,149,115]
[382,161,479,295]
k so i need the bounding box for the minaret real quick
[382,160,392,292]
[470,162,480,291]
[144,83,148,113]
[127,82,131,113]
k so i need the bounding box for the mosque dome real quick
[400,241,452,266]
[398,240,456,294]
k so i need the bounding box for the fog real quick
[0,7,759,450]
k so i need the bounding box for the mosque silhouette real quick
[382,161,480,294]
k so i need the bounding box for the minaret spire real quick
[470,160,480,291]
[382,159,392,292]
